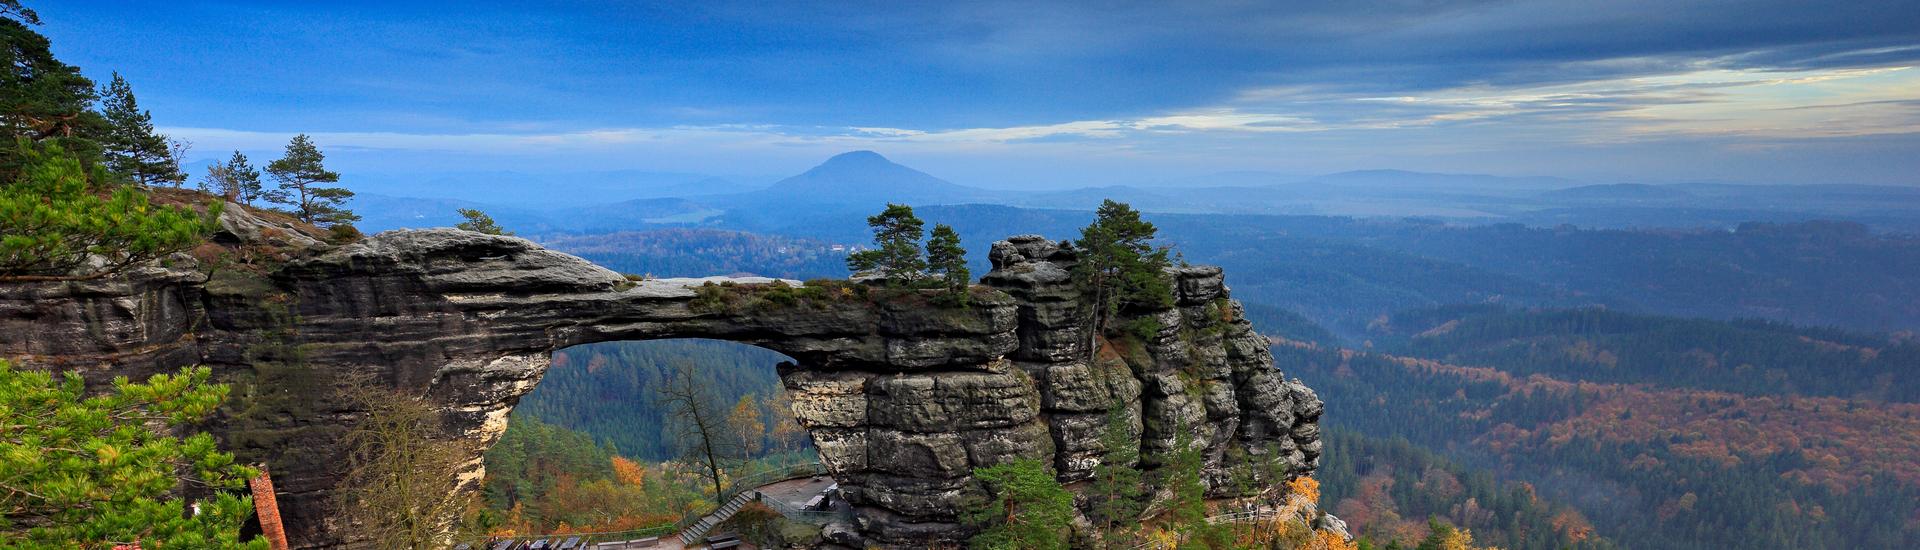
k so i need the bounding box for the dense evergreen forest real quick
[512,339,807,461]
[479,338,815,536]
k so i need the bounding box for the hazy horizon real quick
[35,0,1920,188]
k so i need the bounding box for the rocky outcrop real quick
[0,212,1321,548]
[980,236,1321,493]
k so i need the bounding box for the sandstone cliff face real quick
[0,214,1321,548]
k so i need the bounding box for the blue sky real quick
[32,0,1920,188]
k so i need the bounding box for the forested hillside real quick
[542,229,846,279]
[479,417,693,534]
[1370,305,1920,401]
[1317,429,1616,550]
[1284,326,1920,549]
[513,339,807,461]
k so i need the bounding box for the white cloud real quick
[159,63,1920,186]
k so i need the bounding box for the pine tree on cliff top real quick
[0,139,218,277]
[266,134,358,226]
[200,150,272,205]
[846,202,927,286]
[455,207,510,235]
[1075,199,1174,343]
[0,2,109,177]
[926,223,971,303]
[99,73,183,187]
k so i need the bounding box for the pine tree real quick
[1089,404,1147,547]
[1075,199,1173,344]
[266,134,357,226]
[200,150,270,204]
[1160,426,1227,548]
[964,458,1076,550]
[99,73,182,187]
[926,223,970,304]
[845,203,927,286]
[227,150,272,203]
[455,207,509,235]
[1,1,40,25]
[1,138,219,277]
[0,3,108,176]
[0,360,266,548]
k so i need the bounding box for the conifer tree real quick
[926,223,970,303]
[0,360,266,548]
[0,2,108,176]
[1075,199,1173,344]
[455,207,509,235]
[99,73,182,187]
[2,1,40,25]
[1160,426,1228,548]
[1,139,218,277]
[266,134,357,226]
[845,203,927,286]
[1089,404,1146,545]
[964,458,1076,550]
[201,150,270,204]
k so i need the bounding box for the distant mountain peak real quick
[748,150,990,206]
[823,150,890,165]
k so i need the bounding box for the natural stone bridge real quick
[0,214,1322,548]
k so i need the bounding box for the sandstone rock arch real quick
[0,226,1322,548]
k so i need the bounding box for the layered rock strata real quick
[0,215,1321,548]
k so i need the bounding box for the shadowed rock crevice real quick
[0,216,1321,548]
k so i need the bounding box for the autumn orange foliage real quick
[1322,347,1920,492]
[611,456,647,486]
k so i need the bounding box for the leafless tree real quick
[335,384,474,549]
[658,360,740,506]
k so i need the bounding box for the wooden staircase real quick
[680,490,761,545]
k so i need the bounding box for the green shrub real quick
[1121,316,1163,341]
[690,281,736,313]
[325,223,362,244]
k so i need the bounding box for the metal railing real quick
[469,460,834,547]
[459,522,676,548]
[719,460,829,501]
[758,491,853,525]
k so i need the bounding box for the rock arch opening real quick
[478,338,822,538]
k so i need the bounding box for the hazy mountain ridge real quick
[349,151,1920,236]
